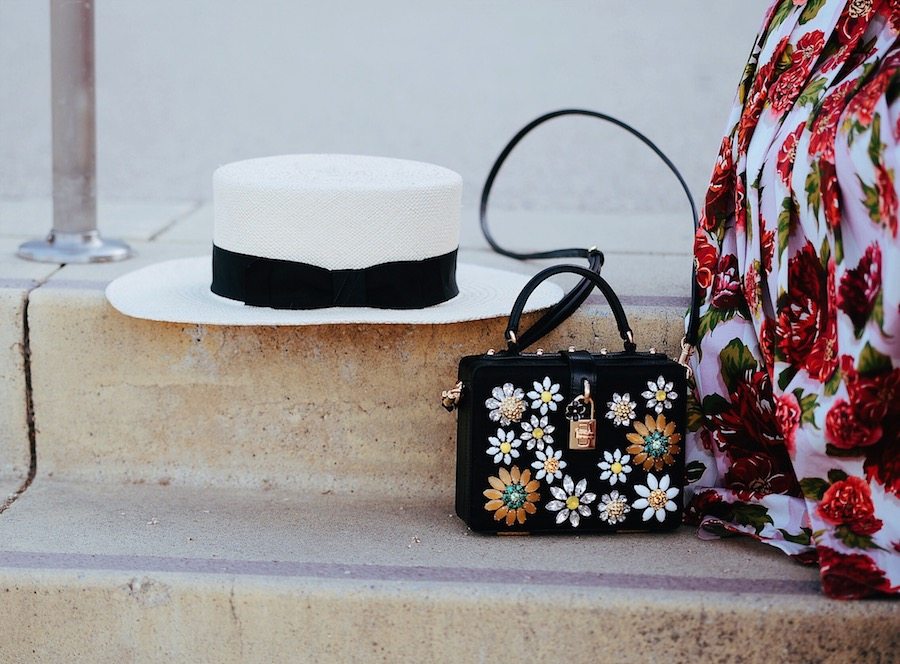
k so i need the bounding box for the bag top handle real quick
[505,264,635,354]
[480,109,702,358]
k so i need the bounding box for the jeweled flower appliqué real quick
[546,475,596,527]
[486,428,522,465]
[531,445,566,484]
[641,375,678,414]
[483,466,540,526]
[626,414,682,472]
[598,490,631,524]
[520,414,555,450]
[527,377,563,415]
[485,383,526,425]
[598,448,632,485]
[605,393,637,426]
[632,473,679,522]
[565,399,587,421]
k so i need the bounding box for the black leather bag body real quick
[445,266,689,534]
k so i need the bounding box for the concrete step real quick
[1,200,896,662]
[0,479,895,663]
[0,199,199,498]
[2,199,693,493]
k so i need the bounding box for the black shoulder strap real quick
[480,109,701,358]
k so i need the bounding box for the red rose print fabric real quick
[686,0,899,599]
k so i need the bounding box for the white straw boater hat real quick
[106,154,562,325]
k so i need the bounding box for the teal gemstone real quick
[643,431,669,458]
[502,483,527,509]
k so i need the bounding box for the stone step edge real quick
[2,478,894,662]
[0,559,890,663]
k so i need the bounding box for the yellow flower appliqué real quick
[641,375,678,414]
[484,466,540,526]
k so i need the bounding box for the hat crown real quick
[213,154,462,270]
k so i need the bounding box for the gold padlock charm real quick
[568,381,596,450]
[570,410,596,449]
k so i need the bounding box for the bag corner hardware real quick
[677,336,695,379]
[441,381,463,412]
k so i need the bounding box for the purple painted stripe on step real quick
[586,293,690,308]
[0,278,39,290]
[0,550,820,596]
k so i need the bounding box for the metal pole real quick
[18,0,131,263]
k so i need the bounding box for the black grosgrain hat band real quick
[210,244,460,310]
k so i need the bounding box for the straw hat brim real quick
[105,256,563,325]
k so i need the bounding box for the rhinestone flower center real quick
[610,462,623,475]
[499,397,525,422]
[502,483,527,510]
[605,500,625,518]
[565,496,580,511]
[613,403,631,417]
[648,489,668,510]
[540,391,553,403]
[544,458,560,473]
[643,431,670,458]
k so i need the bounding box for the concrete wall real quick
[0,1,769,211]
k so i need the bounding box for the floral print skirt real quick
[686,0,899,599]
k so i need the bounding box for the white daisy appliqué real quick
[486,428,522,465]
[641,375,677,414]
[546,475,596,527]
[520,414,555,450]
[605,393,637,426]
[597,490,631,524]
[632,473,679,522]
[531,446,566,484]
[485,383,526,425]
[527,377,563,415]
[597,449,632,485]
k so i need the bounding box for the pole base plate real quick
[17,231,133,264]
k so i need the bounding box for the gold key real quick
[567,381,596,450]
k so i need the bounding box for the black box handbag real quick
[442,109,701,534]
[445,265,692,534]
